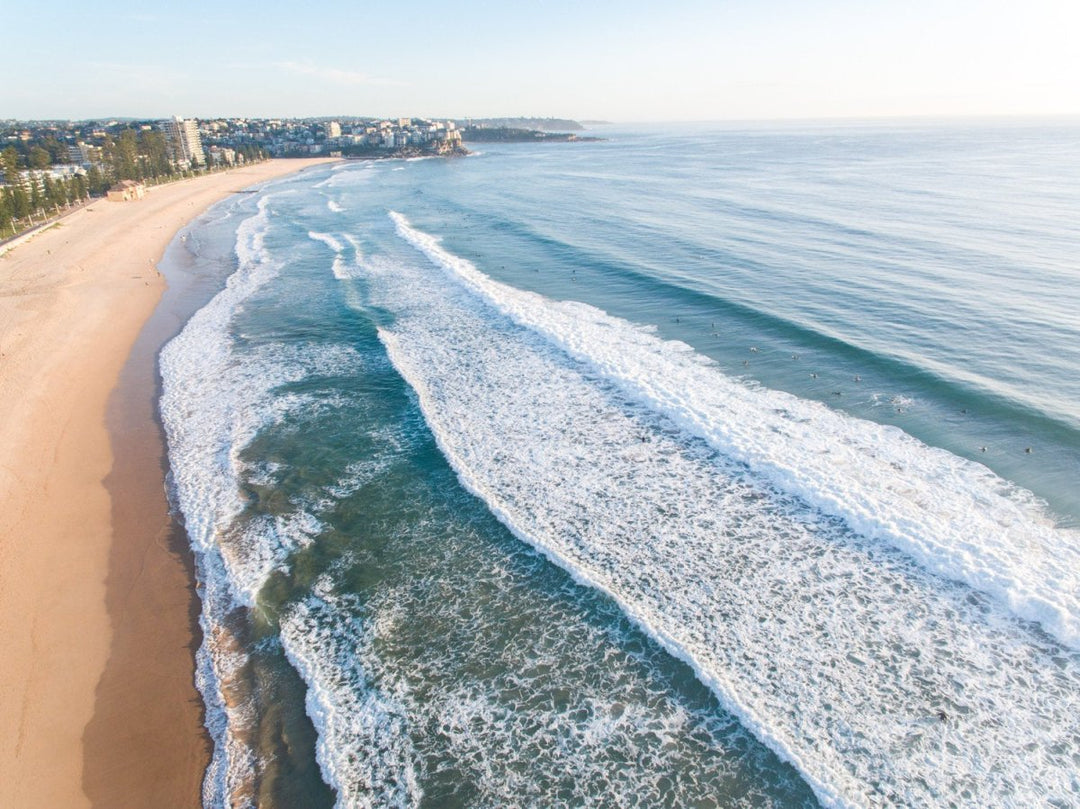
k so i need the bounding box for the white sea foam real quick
[308,230,345,253]
[278,554,802,808]
[308,229,365,281]
[193,557,259,808]
[325,456,395,500]
[163,197,287,599]
[314,163,376,189]
[162,196,285,807]
[390,210,1080,651]
[328,200,345,213]
[366,213,1080,807]
[870,392,917,411]
[342,234,366,281]
[162,198,373,807]
[281,582,423,809]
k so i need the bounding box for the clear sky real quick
[5,0,1079,122]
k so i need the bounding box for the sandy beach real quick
[0,158,335,809]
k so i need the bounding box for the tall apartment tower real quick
[162,116,206,166]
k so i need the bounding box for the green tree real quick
[86,164,108,196]
[140,130,171,179]
[112,129,139,180]
[72,173,88,200]
[29,146,51,170]
[29,180,43,215]
[10,184,31,219]
[1,146,20,181]
[41,175,58,209]
[0,189,13,235]
[98,135,117,183]
[45,175,68,209]
[42,135,69,164]
[55,176,70,207]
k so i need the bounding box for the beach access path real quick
[0,158,336,808]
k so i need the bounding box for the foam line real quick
[379,329,853,809]
[163,198,367,806]
[280,584,422,808]
[370,211,1080,807]
[390,210,1080,651]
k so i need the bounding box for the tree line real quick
[1,129,267,239]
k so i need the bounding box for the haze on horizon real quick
[5,0,1079,123]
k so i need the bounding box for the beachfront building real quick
[4,165,87,195]
[207,146,239,166]
[161,116,206,167]
[106,179,145,201]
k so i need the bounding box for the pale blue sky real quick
[5,0,1078,121]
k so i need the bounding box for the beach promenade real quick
[0,158,333,808]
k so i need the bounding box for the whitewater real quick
[365,213,1079,807]
[159,122,1080,808]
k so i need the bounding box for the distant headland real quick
[1,115,603,238]
[459,126,602,144]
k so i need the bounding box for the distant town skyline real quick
[6,0,1079,122]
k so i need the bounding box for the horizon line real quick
[5,112,1080,126]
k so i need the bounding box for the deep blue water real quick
[161,120,1080,808]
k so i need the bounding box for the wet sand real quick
[0,158,336,808]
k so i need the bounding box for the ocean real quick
[158,120,1080,808]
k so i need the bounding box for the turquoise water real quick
[160,121,1080,808]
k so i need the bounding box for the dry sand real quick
[0,159,336,808]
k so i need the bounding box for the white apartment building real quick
[162,116,206,166]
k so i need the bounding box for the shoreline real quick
[0,158,337,808]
